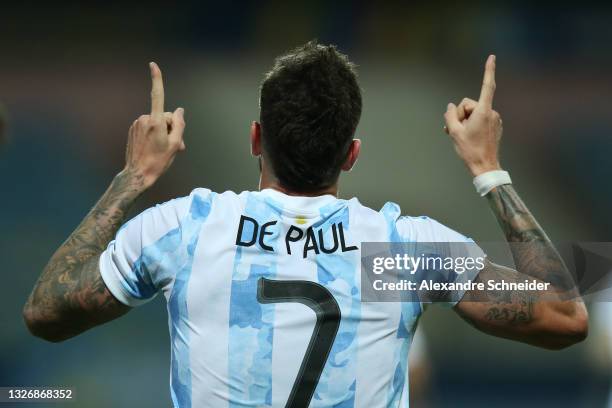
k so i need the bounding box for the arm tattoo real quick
[487,184,575,291]
[24,170,145,341]
[458,184,578,329]
[462,261,537,326]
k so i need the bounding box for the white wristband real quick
[473,170,512,196]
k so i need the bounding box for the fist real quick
[124,62,186,188]
[444,55,502,177]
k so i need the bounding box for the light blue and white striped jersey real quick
[100,188,480,408]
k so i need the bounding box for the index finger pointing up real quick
[479,55,496,108]
[150,62,164,116]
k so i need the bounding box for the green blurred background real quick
[1,2,612,407]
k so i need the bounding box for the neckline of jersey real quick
[259,188,341,218]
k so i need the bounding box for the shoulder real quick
[133,188,225,230]
[164,188,245,212]
[150,188,216,220]
[378,201,473,243]
[339,197,389,232]
[346,197,383,219]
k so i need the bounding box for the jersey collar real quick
[259,188,339,217]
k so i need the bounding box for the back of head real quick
[260,41,362,193]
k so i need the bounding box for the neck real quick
[259,167,338,197]
[261,181,339,197]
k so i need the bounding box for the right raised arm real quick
[23,63,186,342]
[444,56,588,349]
[455,184,588,349]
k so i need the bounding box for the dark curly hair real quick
[259,41,362,192]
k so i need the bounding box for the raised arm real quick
[23,63,186,342]
[444,56,588,350]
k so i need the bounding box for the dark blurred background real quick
[1,2,612,407]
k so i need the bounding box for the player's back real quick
[100,187,470,408]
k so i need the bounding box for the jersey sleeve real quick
[99,188,213,307]
[395,216,486,307]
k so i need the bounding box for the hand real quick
[444,55,503,177]
[123,62,186,189]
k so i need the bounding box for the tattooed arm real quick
[455,185,587,349]
[23,63,186,342]
[23,172,142,341]
[443,56,587,349]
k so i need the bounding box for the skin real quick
[24,56,587,350]
[444,56,587,349]
[249,120,361,197]
[23,62,185,341]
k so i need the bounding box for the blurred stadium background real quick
[1,2,612,407]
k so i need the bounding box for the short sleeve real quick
[99,189,212,307]
[395,216,486,307]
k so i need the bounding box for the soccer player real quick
[24,42,587,407]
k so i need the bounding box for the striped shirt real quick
[100,188,480,408]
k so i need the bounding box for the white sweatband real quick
[473,170,512,196]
